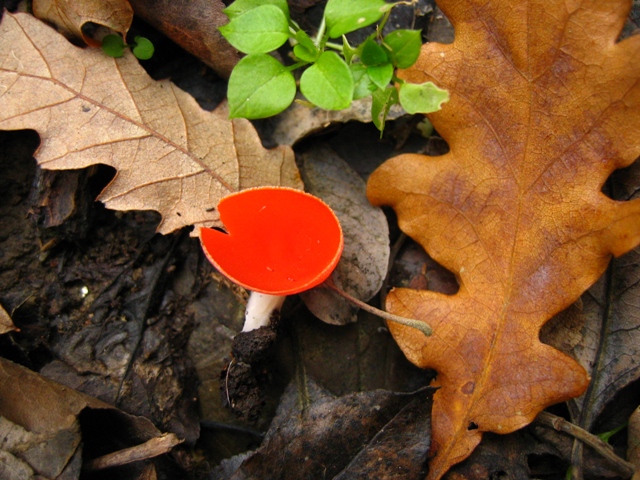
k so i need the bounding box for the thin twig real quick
[224,356,235,409]
[322,277,432,336]
[84,433,183,471]
[536,411,635,478]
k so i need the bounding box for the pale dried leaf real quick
[267,98,406,146]
[299,144,389,325]
[0,303,18,334]
[32,0,133,47]
[0,12,301,235]
[0,450,37,479]
[0,416,81,479]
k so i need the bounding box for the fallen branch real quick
[536,411,635,478]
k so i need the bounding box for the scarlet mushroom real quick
[199,186,432,336]
[199,186,343,332]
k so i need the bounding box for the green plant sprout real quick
[596,422,626,443]
[102,34,155,60]
[219,0,449,131]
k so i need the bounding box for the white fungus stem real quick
[242,292,286,332]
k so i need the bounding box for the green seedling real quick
[219,0,449,131]
[101,34,154,60]
[597,423,626,443]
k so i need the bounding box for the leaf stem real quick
[286,61,309,72]
[314,16,326,47]
[324,41,344,52]
[322,277,433,337]
[377,9,393,37]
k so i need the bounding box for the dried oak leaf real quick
[367,1,640,478]
[0,12,301,235]
[32,0,133,47]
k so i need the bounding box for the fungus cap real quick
[199,186,344,296]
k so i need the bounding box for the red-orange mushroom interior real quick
[199,187,344,296]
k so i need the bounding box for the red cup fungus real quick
[199,186,344,331]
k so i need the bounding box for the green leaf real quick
[295,29,316,51]
[342,35,357,64]
[324,0,392,38]
[398,82,449,114]
[132,36,154,60]
[371,86,398,132]
[351,64,376,100]
[219,5,290,54]
[227,54,296,119]
[367,63,394,89]
[293,30,319,62]
[361,37,388,66]
[300,51,354,110]
[224,0,289,20]
[101,34,125,58]
[294,45,318,62]
[384,29,422,68]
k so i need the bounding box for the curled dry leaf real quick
[0,12,301,235]
[32,0,133,47]
[128,0,241,78]
[367,0,640,478]
[299,144,389,325]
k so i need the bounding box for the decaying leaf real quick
[367,0,640,478]
[299,144,389,325]
[0,357,174,478]
[0,12,301,235]
[128,0,241,78]
[446,430,556,480]
[32,0,133,47]
[221,378,434,480]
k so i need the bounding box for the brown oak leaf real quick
[367,1,640,478]
[32,0,133,47]
[0,12,301,235]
